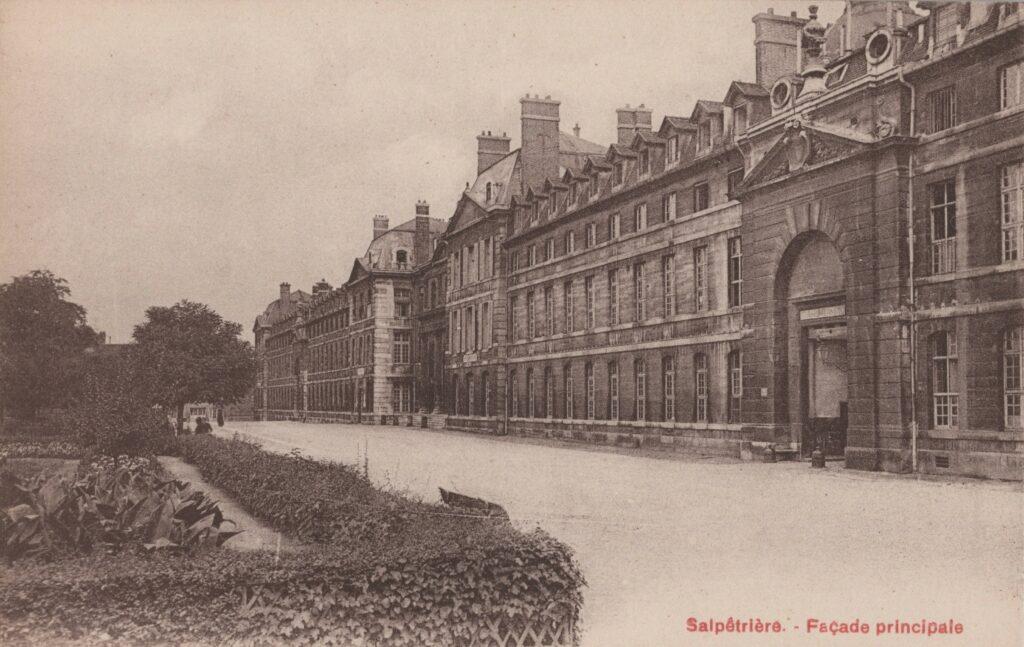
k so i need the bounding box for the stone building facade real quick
[255,1,1022,480]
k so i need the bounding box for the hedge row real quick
[0,439,83,460]
[1,528,580,645]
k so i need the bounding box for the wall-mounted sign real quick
[800,304,846,321]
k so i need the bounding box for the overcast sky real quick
[1,0,845,343]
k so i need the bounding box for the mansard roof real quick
[631,130,667,148]
[691,100,724,121]
[464,149,520,213]
[607,143,638,160]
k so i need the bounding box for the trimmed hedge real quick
[0,528,580,646]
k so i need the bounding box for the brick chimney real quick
[752,8,806,89]
[616,103,653,145]
[414,201,432,266]
[279,282,290,309]
[520,94,560,194]
[476,131,511,175]
[373,215,389,240]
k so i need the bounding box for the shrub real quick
[1,455,238,562]
[0,440,82,460]
[0,529,582,646]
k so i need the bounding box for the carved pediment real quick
[743,120,867,189]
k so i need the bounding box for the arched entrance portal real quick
[774,231,848,458]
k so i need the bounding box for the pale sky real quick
[0,0,845,343]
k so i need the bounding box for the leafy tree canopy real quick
[0,270,100,418]
[132,300,254,427]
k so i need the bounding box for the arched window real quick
[634,359,646,421]
[1005,327,1022,428]
[694,353,708,422]
[728,350,742,423]
[932,331,959,428]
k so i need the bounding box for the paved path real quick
[218,422,1023,647]
[158,456,294,554]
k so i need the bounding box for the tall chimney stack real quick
[476,131,511,175]
[372,215,389,240]
[414,200,431,266]
[279,282,290,308]
[520,94,560,195]
[616,104,653,145]
[752,8,807,89]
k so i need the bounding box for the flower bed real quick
[0,439,83,460]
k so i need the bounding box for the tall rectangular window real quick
[509,296,519,341]
[585,276,596,329]
[933,331,959,428]
[633,262,646,321]
[585,363,595,419]
[590,175,599,198]
[634,203,648,231]
[481,302,490,348]
[528,245,537,267]
[667,136,679,164]
[635,359,646,421]
[695,353,708,422]
[526,369,535,418]
[564,280,575,333]
[585,222,596,248]
[1002,162,1023,262]
[693,182,710,212]
[929,86,957,133]
[566,230,576,254]
[564,364,574,420]
[608,362,619,420]
[393,331,410,364]
[662,192,677,221]
[544,286,554,336]
[661,255,676,317]
[663,356,676,422]
[614,163,624,186]
[728,237,743,307]
[510,371,519,417]
[694,246,708,311]
[545,238,555,261]
[1006,327,1023,429]
[544,367,553,418]
[930,180,957,274]
[638,149,650,176]
[1001,61,1023,110]
[608,269,620,325]
[727,168,745,199]
[728,350,742,422]
[527,290,536,339]
[609,212,620,239]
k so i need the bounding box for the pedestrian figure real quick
[195,416,213,434]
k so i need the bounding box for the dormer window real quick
[485,182,492,203]
[395,249,409,267]
[532,202,539,223]
[638,149,650,176]
[570,182,578,204]
[614,163,624,186]
[697,122,712,152]
[667,136,679,165]
[733,106,747,138]
[590,175,600,198]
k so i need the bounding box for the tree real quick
[0,270,100,419]
[132,300,255,432]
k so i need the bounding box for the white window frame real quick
[634,202,648,231]
[635,359,646,421]
[695,353,708,422]
[932,331,959,429]
[1002,162,1023,263]
[634,262,646,321]
[526,290,536,339]
[564,280,575,333]
[585,276,595,329]
[544,367,554,419]
[663,191,677,221]
[609,362,619,420]
[526,369,535,418]
[728,237,743,307]
[1005,327,1022,429]
[609,212,620,239]
[544,286,554,337]
[694,246,708,311]
[662,254,675,317]
[608,268,619,326]
[566,230,576,254]
[564,366,574,420]
[930,180,957,274]
[585,363,595,419]
[663,356,676,422]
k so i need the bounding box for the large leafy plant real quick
[2,456,240,562]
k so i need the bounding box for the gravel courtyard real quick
[218,421,1022,647]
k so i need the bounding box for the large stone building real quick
[255,1,1022,480]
